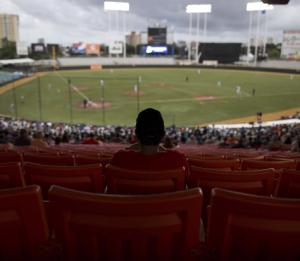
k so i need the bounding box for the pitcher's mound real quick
[195,96,217,101]
[77,101,112,109]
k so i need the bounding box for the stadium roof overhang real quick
[0,58,34,65]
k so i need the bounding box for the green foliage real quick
[0,39,17,59]
[29,52,50,60]
[266,44,281,59]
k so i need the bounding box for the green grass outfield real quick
[0,68,299,126]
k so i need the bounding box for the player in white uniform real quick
[236,85,241,98]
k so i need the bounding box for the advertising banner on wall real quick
[71,42,86,55]
[90,64,102,71]
[86,44,100,55]
[17,42,28,56]
[281,30,300,60]
[109,42,123,55]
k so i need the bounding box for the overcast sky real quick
[0,0,299,45]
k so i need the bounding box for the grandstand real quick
[0,71,25,85]
[1,0,300,260]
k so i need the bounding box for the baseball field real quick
[0,68,299,126]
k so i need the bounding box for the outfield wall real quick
[53,64,300,75]
[37,57,300,74]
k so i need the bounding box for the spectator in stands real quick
[82,133,100,145]
[0,130,14,150]
[162,135,176,149]
[291,135,300,152]
[31,131,49,148]
[61,132,70,143]
[14,128,31,146]
[54,136,62,145]
[111,108,188,171]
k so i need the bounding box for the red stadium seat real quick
[297,160,300,170]
[49,185,202,261]
[23,153,75,166]
[188,166,275,195]
[23,163,105,199]
[188,166,275,225]
[0,151,22,164]
[106,164,186,194]
[201,154,225,160]
[0,185,49,260]
[241,158,296,170]
[275,169,300,198]
[207,188,300,260]
[75,154,101,165]
[0,162,25,189]
[188,158,240,170]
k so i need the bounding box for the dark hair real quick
[135,108,165,145]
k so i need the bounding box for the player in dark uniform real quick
[83,98,88,109]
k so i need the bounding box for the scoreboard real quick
[198,43,242,64]
[148,28,167,45]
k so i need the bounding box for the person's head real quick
[135,108,165,146]
[20,129,28,137]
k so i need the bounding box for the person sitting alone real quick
[111,108,188,172]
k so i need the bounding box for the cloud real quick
[0,0,299,45]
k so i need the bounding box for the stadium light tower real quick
[186,4,212,63]
[246,2,274,65]
[104,1,130,59]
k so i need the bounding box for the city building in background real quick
[0,14,19,48]
[126,32,141,47]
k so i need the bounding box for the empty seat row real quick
[188,158,299,170]
[2,162,300,200]
[0,151,112,166]
[2,150,300,169]
[1,185,300,260]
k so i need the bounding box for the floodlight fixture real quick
[104,1,129,12]
[186,4,212,14]
[246,2,274,11]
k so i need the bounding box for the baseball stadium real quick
[1,0,300,260]
[0,67,300,126]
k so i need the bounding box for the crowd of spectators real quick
[0,116,300,152]
[280,111,300,120]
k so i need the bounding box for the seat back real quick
[23,153,75,166]
[275,169,300,198]
[241,159,296,170]
[106,164,186,194]
[0,162,25,189]
[0,151,22,164]
[75,154,101,166]
[23,163,105,199]
[188,158,239,170]
[189,166,275,213]
[0,185,49,260]
[207,188,300,260]
[49,185,202,261]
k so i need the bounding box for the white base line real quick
[54,71,91,101]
